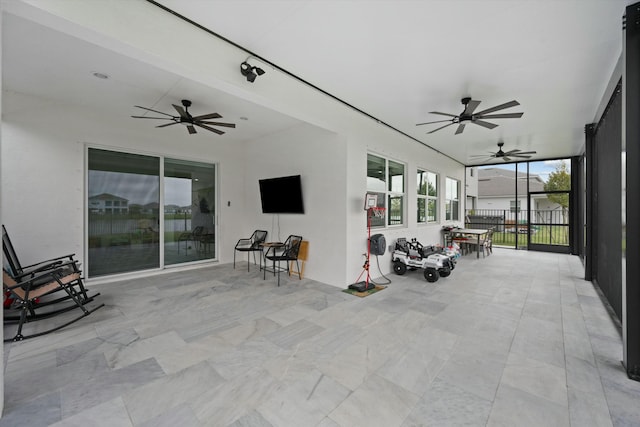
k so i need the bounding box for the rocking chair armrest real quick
[20,254,76,271]
[13,260,80,282]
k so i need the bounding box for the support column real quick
[584,124,596,281]
[624,1,640,381]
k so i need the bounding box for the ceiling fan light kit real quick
[469,141,537,163]
[131,99,236,135]
[416,97,524,135]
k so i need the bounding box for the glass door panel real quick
[164,158,216,265]
[88,148,160,276]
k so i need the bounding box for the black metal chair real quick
[263,234,303,286]
[234,230,267,271]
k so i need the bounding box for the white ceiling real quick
[3,0,635,164]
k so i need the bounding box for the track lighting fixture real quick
[240,60,265,83]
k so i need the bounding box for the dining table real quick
[449,228,489,259]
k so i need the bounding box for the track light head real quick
[239,60,264,83]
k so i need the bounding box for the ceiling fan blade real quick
[187,125,197,135]
[172,104,189,120]
[426,122,455,134]
[503,149,522,155]
[472,120,498,130]
[156,122,179,128]
[198,121,236,128]
[134,105,176,117]
[502,156,512,162]
[416,119,453,126]
[429,111,459,118]
[455,124,465,135]
[474,100,520,116]
[511,154,533,159]
[512,150,537,155]
[194,123,225,135]
[131,115,174,120]
[192,112,222,120]
[464,100,481,115]
[478,112,524,119]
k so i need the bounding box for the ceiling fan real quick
[416,97,523,135]
[470,142,537,162]
[131,99,236,135]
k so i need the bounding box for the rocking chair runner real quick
[3,264,104,342]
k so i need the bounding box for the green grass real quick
[493,225,569,247]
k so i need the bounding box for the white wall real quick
[1,0,466,290]
[243,124,347,286]
[1,91,249,269]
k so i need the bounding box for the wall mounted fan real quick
[416,97,523,135]
[470,142,537,162]
[131,99,236,135]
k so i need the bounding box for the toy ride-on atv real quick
[391,238,456,283]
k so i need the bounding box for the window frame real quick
[417,168,438,224]
[366,153,406,228]
[445,177,460,221]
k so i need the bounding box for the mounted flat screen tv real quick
[259,175,305,214]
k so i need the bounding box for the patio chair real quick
[178,226,207,254]
[3,265,104,342]
[234,230,267,271]
[263,235,303,286]
[3,225,78,278]
[2,225,95,302]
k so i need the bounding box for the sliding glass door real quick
[164,158,216,265]
[88,149,160,276]
[87,148,216,277]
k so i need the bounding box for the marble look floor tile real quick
[258,369,351,427]
[435,344,506,401]
[208,337,284,380]
[510,315,565,368]
[500,352,568,407]
[5,351,109,407]
[60,357,166,418]
[51,397,132,427]
[154,333,233,375]
[227,410,273,427]
[192,367,281,426]
[263,319,324,349]
[329,374,419,427]
[217,317,282,346]
[568,388,613,427]
[3,251,637,427]
[487,383,570,427]
[123,361,225,425]
[0,391,61,427]
[104,330,186,369]
[402,378,492,427]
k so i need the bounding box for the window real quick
[417,169,438,223]
[510,200,521,213]
[445,177,460,221]
[367,153,405,227]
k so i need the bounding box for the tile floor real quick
[2,248,640,426]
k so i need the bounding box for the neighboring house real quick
[475,167,562,227]
[465,167,478,211]
[88,193,129,214]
